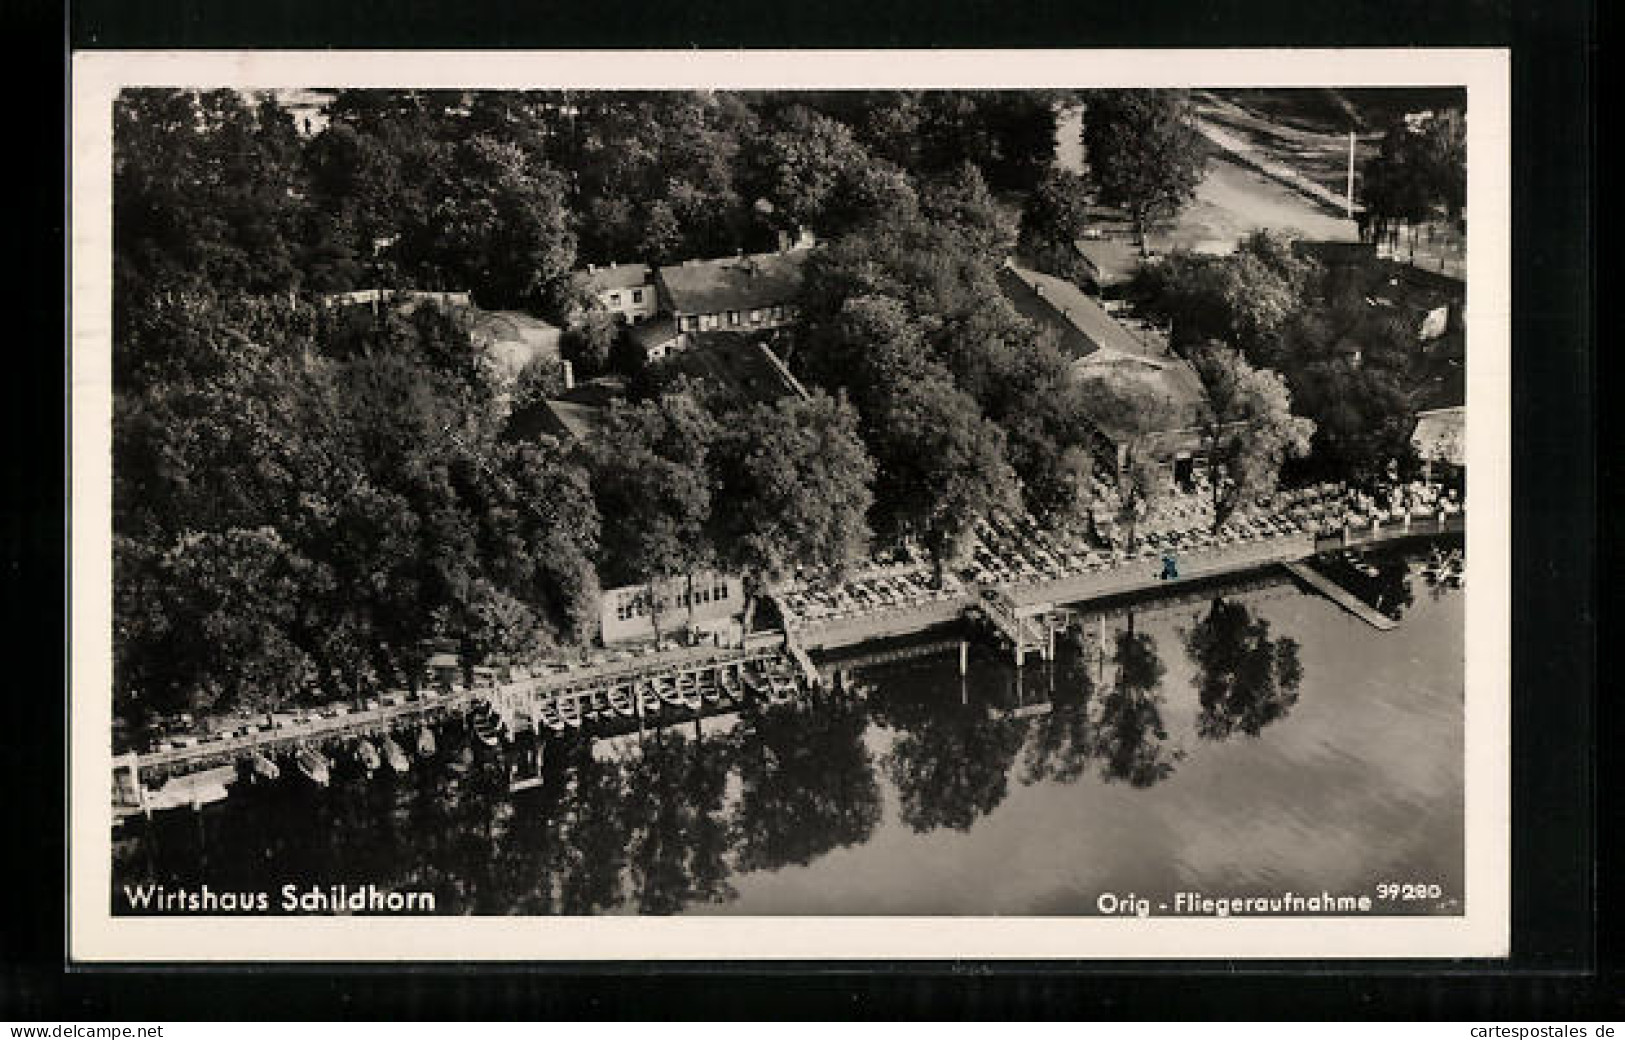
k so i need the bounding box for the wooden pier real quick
[1281,561,1398,631]
[125,644,806,788]
[972,587,1057,666]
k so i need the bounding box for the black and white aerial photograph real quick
[72,51,1504,957]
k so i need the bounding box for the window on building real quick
[632,288,643,304]
[607,292,620,306]
[680,315,696,332]
[714,582,728,600]
[750,309,762,324]
[728,310,740,326]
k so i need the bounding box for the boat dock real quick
[124,643,808,788]
[1281,561,1398,630]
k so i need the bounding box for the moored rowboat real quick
[537,700,566,733]
[294,746,330,787]
[382,736,410,773]
[636,681,662,716]
[558,696,583,728]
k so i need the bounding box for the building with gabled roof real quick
[569,262,658,325]
[656,249,812,343]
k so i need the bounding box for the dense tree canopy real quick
[1132,231,1424,486]
[709,391,877,583]
[112,290,603,722]
[791,211,1100,549]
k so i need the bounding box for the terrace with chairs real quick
[774,477,1463,642]
[777,562,965,634]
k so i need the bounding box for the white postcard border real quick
[69,47,1511,962]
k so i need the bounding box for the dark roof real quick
[629,317,681,351]
[1293,240,1378,266]
[657,250,810,317]
[674,332,805,404]
[1070,351,1210,444]
[537,399,611,442]
[570,263,653,293]
[998,261,1165,361]
[503,377,624,444]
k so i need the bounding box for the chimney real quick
[609,261,617,269]
[561,359,575,391]
[587,263,596,274]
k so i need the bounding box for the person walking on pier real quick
[1159,553,1180,581]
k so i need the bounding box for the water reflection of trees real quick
[1184,598,1304,741]
[876,678,1026,833]
[623,730,735,913]
[726,688,882,873]
[1088,628,1183,787]
[1021,655,1096,785]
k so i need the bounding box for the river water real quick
[113,545,1463,916]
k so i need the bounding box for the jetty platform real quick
[1281,561,1398,630]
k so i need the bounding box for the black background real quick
[3,0,1604,1019]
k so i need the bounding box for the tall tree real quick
[584,391,718,636]
[401,135,577,314]
[710,391,877,584]
[869,373,1019,571]
[921,160,1018,260]
[1360,108,1466,247]
[1081,89,1207,251]
[1131,230,1317,367]
[1019,166,1092,268]
[1191,346,1316,529]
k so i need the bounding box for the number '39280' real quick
[1375,882,1443,901]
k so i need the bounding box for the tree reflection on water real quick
[1184,597,1304,741]
[726,688,882,873]
[623,729,734,914]
[877,680,1027,833]
[1020,654,1096,785]
[1088,627,1184,788]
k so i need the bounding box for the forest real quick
[112,87,1457,723]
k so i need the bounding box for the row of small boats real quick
[241,726,441,789]
[531,657,800,735]
[231,658,804,787]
